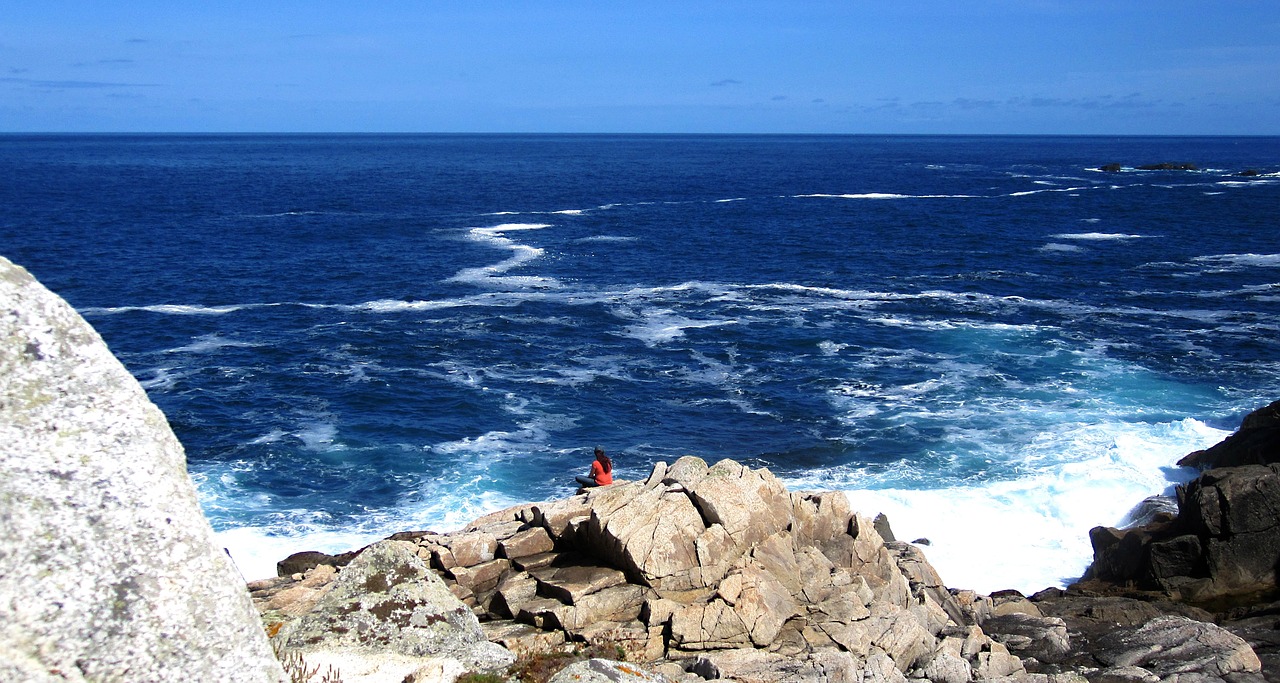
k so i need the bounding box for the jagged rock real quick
[447,530,500,568]
[0,256,285,682]
[1179,400,1280,469]
[254,564,338,618]
[1101,163,1123,172]
[873,512,897,542]
[532,562,629,604]
[278,540,514,674]
[862,653,909,683]
[922,650,972,683]
[1093,615,1262,681]
[501,525,555,558]
[1083,402,1280,603]
[584,478,706,589]
[1088,463,1280,601]
[460,460,1013,676]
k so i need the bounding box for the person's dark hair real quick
[594,447,612,473]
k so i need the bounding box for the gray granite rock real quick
[0,256,284,681]
[278,539,514,673]
[1094,615,1262,681]
[547,658,671,683]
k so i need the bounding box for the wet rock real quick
[1179,400,1280,469]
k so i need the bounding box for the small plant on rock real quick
[272,637,343,683]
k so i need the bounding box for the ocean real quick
[2,134,1277,594]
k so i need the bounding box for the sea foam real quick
[827,418,1227,594]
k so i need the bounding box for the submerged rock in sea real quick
[0,256,284,682]
[1136,162,1200,171]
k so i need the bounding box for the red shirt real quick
[590,459,613,485]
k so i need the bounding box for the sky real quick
[2,1,1278,134]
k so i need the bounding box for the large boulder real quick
[1093,615,1262,682]
[0,256,284,681]
[1084,402,1280,602]
[1179,400,1280,469]
[277,540,514,679]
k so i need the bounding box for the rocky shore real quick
[252,418,1279,683]
[2,252,1277,682]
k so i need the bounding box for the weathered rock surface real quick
[0,255,284,681]
[1094,615,1262,682]
[260,457,1029,681]
[276,540,514,677]
[548,658,672,683]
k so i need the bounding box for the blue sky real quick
[2,2,1278,134]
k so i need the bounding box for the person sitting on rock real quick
[575,447,613,488]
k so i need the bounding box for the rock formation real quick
[1082,401,1280,603]
[258,444,1275,682]
[257,457,1052,681]
[273,540,515,682]
[1179,400,1280,469]
[0,256,284,682]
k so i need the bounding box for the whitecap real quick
[164,334,260,354]
[216,526,384,582]
[616,307,739,346]
[787,418,1227,594]
[795,192,976,200]
[449,223,562,289]
[139,367,182,391]
[1008,186,1089,197]
[296,421,339,452]
[247,429,288,445]
[81,303,250,316]
[1193,253,1280,269]
[818,340,849,356]
[1052,232,1145,241]
[1038,243,1085,253]
[1216,179,1278,188]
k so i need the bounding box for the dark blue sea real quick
[3,134,1278,592]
